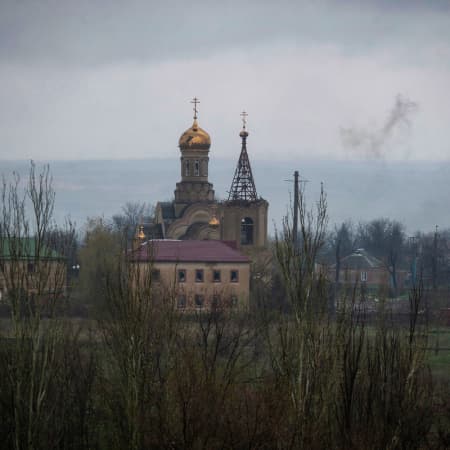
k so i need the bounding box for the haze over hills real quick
[1,159,448,235]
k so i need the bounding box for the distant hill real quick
[1,159,449,234]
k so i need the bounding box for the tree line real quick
[0,163,449,449]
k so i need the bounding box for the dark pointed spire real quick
[227,112,258,202]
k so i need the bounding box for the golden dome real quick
[208,214,220,228]
[137,225,146,240]
[179,119,211,150]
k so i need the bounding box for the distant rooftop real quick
[131,240,249,263]
[0,237,62,260]
[339,248,384,270]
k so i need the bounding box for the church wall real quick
[220,200,268,249]
[166,203,216,239]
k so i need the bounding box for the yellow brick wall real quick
[137,260,250,310]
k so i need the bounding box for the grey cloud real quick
[1,0,449,66]
[1,1,449,162]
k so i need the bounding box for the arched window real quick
[240,217,254,245]
[194,160,200,176]
[185,160,190,176]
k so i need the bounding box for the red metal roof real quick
[131,240,249,263]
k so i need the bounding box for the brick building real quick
[330,248,408,291]
[131,239,250,310]
[0,237,66,303]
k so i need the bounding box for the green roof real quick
[0,237,63,260]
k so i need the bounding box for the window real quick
[151,269,160,282]
[195,269,204,283]
[211,294,220,308]
[194,160,200,176]
[240,217,254,245]
[195,294,204,308]
[213,270,221,282]
[178,269,186,283]
[360,271,368,282]
[185,160,190,176]
[230,295,238,307]
[177,295,186,309]
[27,262,35,273]
[230,270,239,283]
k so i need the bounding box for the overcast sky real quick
[1,0,449,161]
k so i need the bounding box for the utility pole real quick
[293,170,299,249]
[408,236,418,288]
[432,225,439,289]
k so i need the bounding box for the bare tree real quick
[275,181,328,316]
[98,241,178,450]
[77,217,122,312]
[111,201,154,237]
[265,182,333,448]
[331,221,355,284]
[357,218,406,296]
[0,162,76,449]
[264,182,433,449]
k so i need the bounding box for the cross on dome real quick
[240,111,248,130]
[179,97,211,149]
[190,97,200,119]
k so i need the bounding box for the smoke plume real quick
[340,94,418,159]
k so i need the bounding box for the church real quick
[153,98,269,251]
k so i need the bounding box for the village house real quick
[0,237,66,304]
[130,239,250,310]
[330,248,408,292]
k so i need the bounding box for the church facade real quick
[154,101,268,251]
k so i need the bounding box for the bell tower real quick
[220,112,268,248]
[174,97,215,216]
[227,111,258,202]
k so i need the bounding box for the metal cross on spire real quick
[240,111,248,130]
[190,97,200,119]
